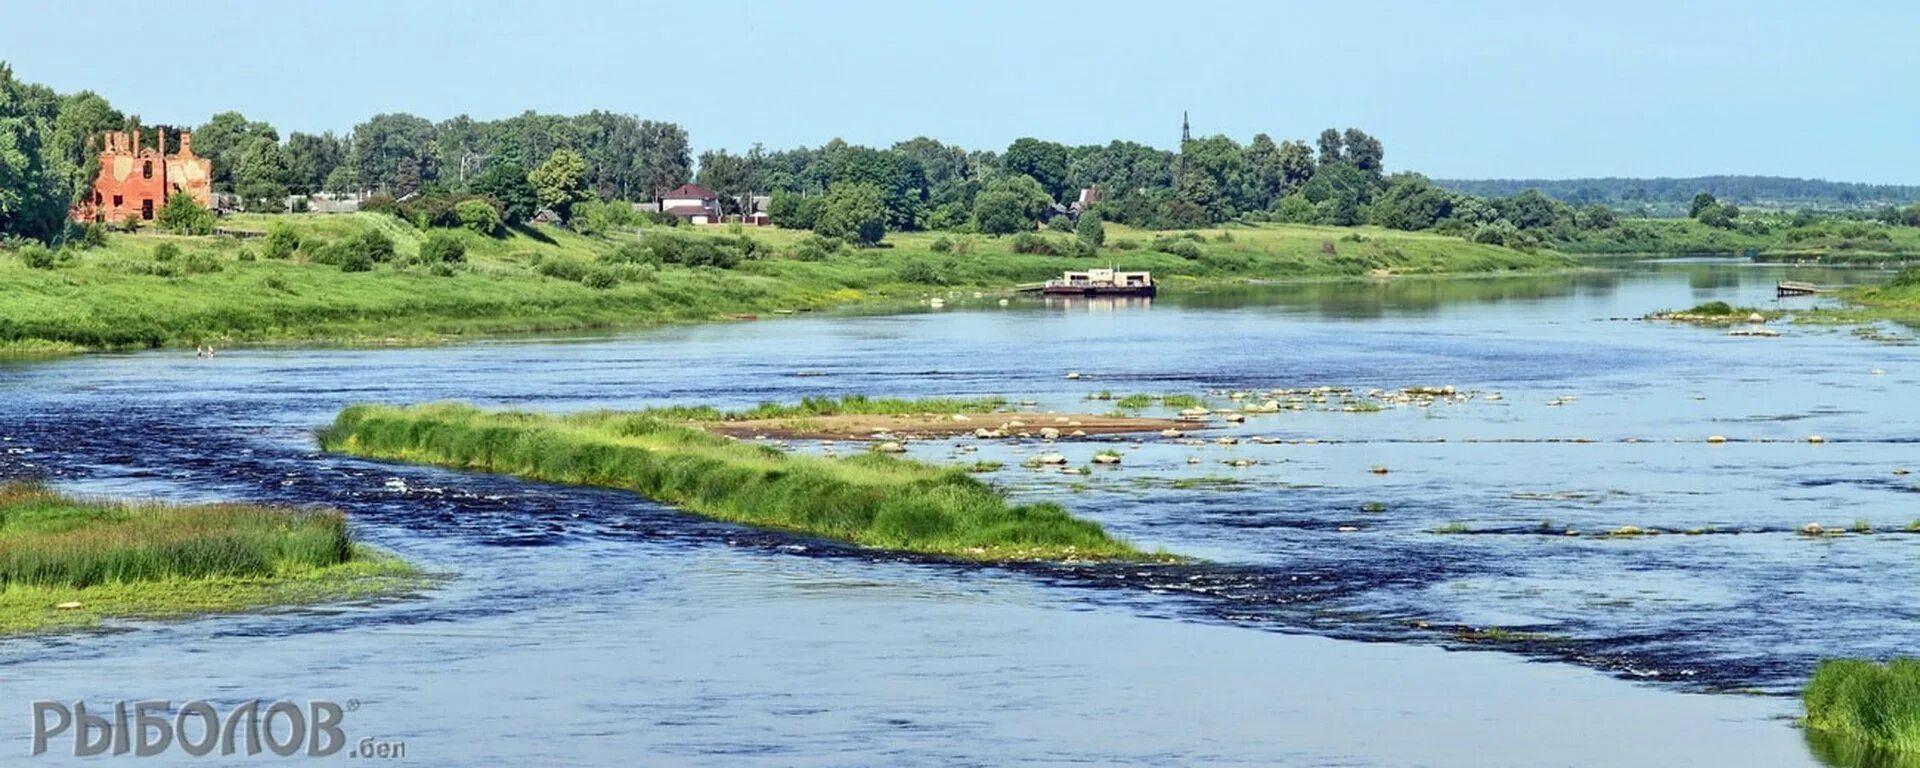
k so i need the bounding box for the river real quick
[1,259,1912,766]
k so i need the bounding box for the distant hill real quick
[1434,176,1920,214]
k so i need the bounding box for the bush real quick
[337,250,373,273]
[638,231,744,269]
[237,248,256,262]
[152,242,181,262]
[262,222,300,259]
[793,234,845,262]
[353,229,396,263]
[1046,216,1073,233]
[454,199,503,236]
[155,193,215,235]
[420,232,467,264]
[1151,237,1202,259]
[600,242,654,265]
[898,259,945,284]
[78,222,109,249]
[17,243,56,269]
[1110,238,1140,251]
[1891,266,1920,288]
[1009,232,1061,255]
[181,251,223,274]
[534,258,588,281]
[930,236,954,253]
[569,199,644,238]
[581,268,621,290]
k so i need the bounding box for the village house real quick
[656,183,721,224]
[69,128,213,224]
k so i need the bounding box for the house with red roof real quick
[657,183,721,224]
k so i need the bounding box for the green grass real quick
[0,215,1571,352]
[0,482,418,634]
[1112,393,1206,411]
[318,402,1152,561]
[1804,658,1920,754]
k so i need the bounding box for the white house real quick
[658,183,721,224]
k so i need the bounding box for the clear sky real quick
[2,0,1914,183]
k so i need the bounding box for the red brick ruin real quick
[69,127,213,224]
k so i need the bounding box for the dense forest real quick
[1437,176,1920,214]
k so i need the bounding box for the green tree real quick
[230,136,291,211]
[454,199,503,235]
[1370,174,1451,231]
[1343,128,1384,176]
[349,112,436,195]
[470,161,537,225]
[971,174,1052,235]
[1315,128,1344,167]
[528,149,590,221]
[814,182,888,245]
[1074,211,1106,249]
[0,63,66,240]
[1689,192,1719,219]
[1002,138,1071,201]
[817,181,890,244]
[192,111,279,192]
[283,132,347,195]
[1277,140,1316,196]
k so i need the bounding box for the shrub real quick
[78,222,109,249]
[454,199,503,236]
[930,236,954,253]
[1009,232,1060,255]
[17,243,56,269]
[534,258,588,281]
[1046,216,1073,233]
[1152,238,1202,259]
[420,232,467,264]
[1890,266,1920,288]
[181,251,223,274]
[897,259,945,285]
[600,242,654,265]
[152,242,182,262]
[263,275,290,292]
[237,248,256,262]
[352,229,396,263]
[155,193,215,235]
[262,222,300,259]
[639,231,743,269]
[338,250,373,273]
[581,268,621,290]
[1110,238,1139,251]
[793,234,844,262]
[570,199,645,237]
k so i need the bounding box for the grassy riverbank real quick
[0,213,1568,352]
[319,402,1148,561]
[1804,658,1920,754]
[0,482,417,634]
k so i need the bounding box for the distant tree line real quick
[1436,176,1920,213]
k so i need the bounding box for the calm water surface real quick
[1,259,1913,766]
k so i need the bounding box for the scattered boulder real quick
[1092,452,1121,465]
[1707,435,1728,444]
[873,442,907,454]
[1807,435,1826,444]
[1800,522,1824,536]
[1037,453,1068,465]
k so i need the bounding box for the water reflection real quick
[1805,728,1920,768]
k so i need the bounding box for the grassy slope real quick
[0,214,1569,351]
[0,483,419,634]
[319,402,1149,561]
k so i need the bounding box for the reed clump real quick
[1804,658,1920,754]
[319,403,1144,561]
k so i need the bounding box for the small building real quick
[657,183,721,225]
[70,128,213,224]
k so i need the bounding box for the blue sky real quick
[3,0,1914,183]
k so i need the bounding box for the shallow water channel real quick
[1,259,1913,766]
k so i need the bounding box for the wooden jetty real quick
[1776,281,1825,297]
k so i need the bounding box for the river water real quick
[1,259,1913,766]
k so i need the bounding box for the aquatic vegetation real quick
[1431,521,1472,534]
[1853,519,1875,534]
[0,482,415,634]
[963,461,1004,473]
[1362,501,1388,513]
[320,403,1149,561]
[1112,393,1205,411]
[1804,658,1920,754]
